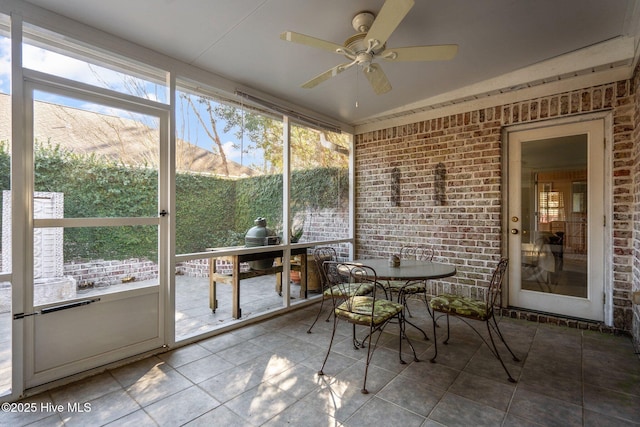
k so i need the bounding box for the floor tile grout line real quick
[372,388,430,421]
[500,323,540,427]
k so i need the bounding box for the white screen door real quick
[22,81,168,387]
[507,119,605,321]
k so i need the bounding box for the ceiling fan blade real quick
[365,0,415,48]
[381,44,458,62]
[363,63,392,95]
[301,63,351,89]
[280,31,344,54]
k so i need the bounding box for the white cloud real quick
[23,44,125,88]
[222,140,241,161]
[0,38,117,94]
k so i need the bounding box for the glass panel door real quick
[32,91,160,303]
[520,137,587,297]
[507,119,605,321]
[25,83,167,387]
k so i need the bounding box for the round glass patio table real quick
[350,258,457,281]
[349,258,457,341]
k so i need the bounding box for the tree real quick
[184,94,231,176]
[213,104,349,173]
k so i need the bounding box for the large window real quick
[174,85,284,253]
[0,16,11,273]
[173,85,350,255]
[32,90,161,304]
[16,25,170,306]
[290,124,350,245]
[174,82,289,339]
[172,81,352,339]
[0,12,10,399]
[23,23,168,104]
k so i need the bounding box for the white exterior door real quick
[506,118,606,321]
[22,80,168,388]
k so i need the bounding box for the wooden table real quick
[208,247,307,319]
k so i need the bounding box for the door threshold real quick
[500,306,627,336]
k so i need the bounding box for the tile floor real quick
[2,298,640,426]
[174,275,305,341]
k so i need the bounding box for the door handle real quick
[511,229,519,234]
[13,298,100,319]
[40,298,100,315]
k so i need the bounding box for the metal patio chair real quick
[429,258,520,382]
[307,247,374,334]
[318,262,417,394]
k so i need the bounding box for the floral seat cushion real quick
[335,296,403,326]
[385,280,426,294]
[429,294,489,321]
[323,283,373,297]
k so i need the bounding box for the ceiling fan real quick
[280,0,458,95]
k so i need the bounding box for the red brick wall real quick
[632,66,640,348]
[355,79,636,333]
[64,258,157,286]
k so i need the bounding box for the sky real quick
[0,35,257,168]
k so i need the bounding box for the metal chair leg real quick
[490,314,520,362]
[429,309,439,363]
[360,325,375,394]
[485,319,516,383]
[307,295,340,334]
[318,311,339,377]
[307,297,327,333]
[443,313,451,344]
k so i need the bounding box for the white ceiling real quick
[20,0,640,129]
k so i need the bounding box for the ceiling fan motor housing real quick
[344,33,385,58]
[351,11,375,32]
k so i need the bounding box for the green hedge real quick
[233,167,349,243]
[0,142,348,260]
[34,143,158,260]
[175,173,238,253]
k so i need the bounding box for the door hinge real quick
[603,215,606,227]
[603,292,606,305]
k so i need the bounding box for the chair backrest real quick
[313,247,337,289]
[487,258,509,313]
[329,262,380,314]
[322,260,348,290]
[400,245,434,261]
